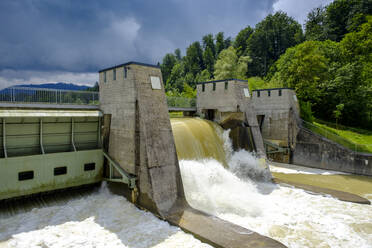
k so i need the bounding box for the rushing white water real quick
[0,184,211,248]
[179,130,372,248]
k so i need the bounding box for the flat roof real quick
[252,87,294,91]
[196,79,248,85]
[0,109,102,117]
[99,61,160,73]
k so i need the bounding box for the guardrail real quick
[0,87,99,105]
[166,96,196,109]
[302,120,372,153]
[0,87,198,110]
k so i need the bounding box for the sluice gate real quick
[0,109,104,200]
[0,61,285,248]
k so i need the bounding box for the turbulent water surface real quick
[0,185,211,248]
[1,117,371,248]
[172,118,372,248]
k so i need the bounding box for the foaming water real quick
[171,118,372,248]
[0,183,211,248]
[179,156,372,248]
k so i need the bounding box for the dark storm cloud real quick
[0,0,277,73]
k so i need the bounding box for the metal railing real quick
[0,87,198,109]
[301,120,372,153]
[166,96,196,109]
[0,87,99,105]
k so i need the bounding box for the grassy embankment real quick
[304,119,372,153]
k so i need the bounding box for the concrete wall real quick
[99,65,136,174]
[196,79,266,156]
[252,88,300,145]
[99,62,186,216]
[293,127,372,176]
[196,79,244,115]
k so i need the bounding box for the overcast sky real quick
[0,0,332,89]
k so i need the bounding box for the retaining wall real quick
[292,127,372,176]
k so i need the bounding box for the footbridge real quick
[0,62,285,248]
[0,86,197,113]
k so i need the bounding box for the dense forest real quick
[159,0,372,129]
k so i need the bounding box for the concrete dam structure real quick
[0,62,284,248]
[1,61,371,247]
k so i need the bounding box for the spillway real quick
[1,117,371,248]
[170,118,372,248]
[0,184,212,248]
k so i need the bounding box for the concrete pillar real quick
[234,83,266,157]
[99,62,286,247]
[99,62,186,217]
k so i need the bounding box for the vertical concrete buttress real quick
[99,62,286,248]
[234,83,266,157]
[99,62,186,217]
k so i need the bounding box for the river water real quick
[0,184,211,248]
[172,118,372,248]
[0,117,371,248]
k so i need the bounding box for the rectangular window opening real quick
[279,89,282,96]
[225,81,228,90]
[18,171,34,181]
[104,71,107,83]
[54,166,67,176]
[202,84,205,92]
[213,83,216,91]
[113,69,116,80]
[257,91,260,97]
[84,163,96,171]
[124,67,127,78]
[268,90,271,97]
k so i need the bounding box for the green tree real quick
[195,69,211,83]
[161,53,177,84]
[166,62,185,92]
[305,6,327,41]
[202,34,216,55]
[203,47,215,75]
[184,41,204,78]
[247,11,303,77]
[215,32,226,57]
[234,26,254,57]
[333,103,344,129]
[325,0,372,41]
[269,40,336,106]
[214,46,251,80]
[174,48,182,61]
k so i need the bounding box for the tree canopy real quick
[159,0,372,128]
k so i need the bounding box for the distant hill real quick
[12,82,90,91]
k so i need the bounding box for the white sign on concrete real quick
[150,76,162,90]
[293,95,298,102]
[243,88,250,97]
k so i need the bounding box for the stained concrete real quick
[292,127,372,176]
[273,178,370,205]
[251,88,300,146]
[167,207,287,248]
[99,63,287,248]
[196,79,266,157]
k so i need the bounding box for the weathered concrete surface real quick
[292,127,372,176]
[234,82,266,157]
[100,64,286,248]
[99,64,137,174]
[196,79,266,157]
[252,89,300,148]
[273,178,370,205]
[167,207,287,248]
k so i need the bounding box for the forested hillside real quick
[160,0,372,129]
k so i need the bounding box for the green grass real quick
[304,120,372,153]
[169,112,184,118]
